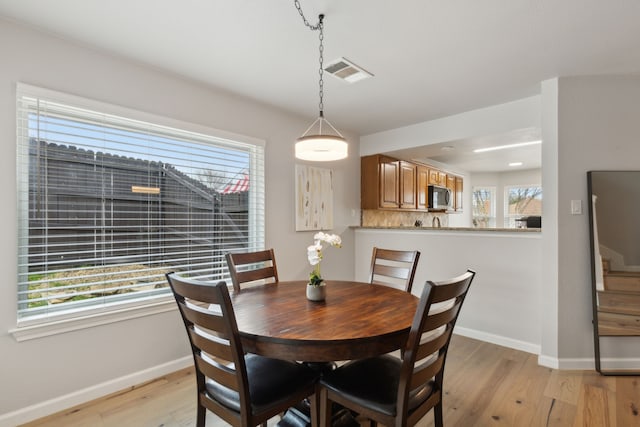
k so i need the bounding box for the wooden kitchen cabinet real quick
[362,155,399,209]
[446,174,455,193]
[455,176,463,212]
[361,155,416,210]
[399,161,416,209]
[378,156,401,208]
[362,154,462,212]
[445,174,456,212]
[428,169,447,186]
[416,165,429,210]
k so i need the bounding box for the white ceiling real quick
[1,0,640,171]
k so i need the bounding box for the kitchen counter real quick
[353,225,542,355]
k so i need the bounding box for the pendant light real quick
[294,2,348,161]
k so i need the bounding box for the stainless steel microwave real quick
[428,185,451,210]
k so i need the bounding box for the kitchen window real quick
[472,186,496,228]
[504,185,542,228]
[14,84,265,334]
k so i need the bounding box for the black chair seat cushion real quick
[205,354,317,414]
[321,354,434,417]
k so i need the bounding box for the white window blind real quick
[16,84,265,324]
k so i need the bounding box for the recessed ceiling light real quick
[441,146,455,151]
[474,140,541,153]
[509,162,523,167]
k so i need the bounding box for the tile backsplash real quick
[362,210,448,228]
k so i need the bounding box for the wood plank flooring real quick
[20,335,640,427]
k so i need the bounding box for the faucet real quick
[432,216,441,228]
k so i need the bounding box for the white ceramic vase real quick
[306,283,326,302]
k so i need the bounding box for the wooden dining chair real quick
[166,273,318,427]
[225,248,279,293]
[369,247,421,292]
[319,269,476,427]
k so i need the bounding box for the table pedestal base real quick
[277,401,359,427]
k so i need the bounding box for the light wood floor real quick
[20,335,640,427]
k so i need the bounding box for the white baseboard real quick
[455,328,640,371]
[454,326,541,355]
[0,356,192,427]
[556,356,640,371]
[537,354,560,369]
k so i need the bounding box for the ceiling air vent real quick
[324,57,373,83]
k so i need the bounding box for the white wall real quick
[0,19,360,424]
[355,229,542,354]
[554,75,640,367]
[539,78,560,366]
[360,95,541,156]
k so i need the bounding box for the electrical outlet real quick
[571,200,582,215]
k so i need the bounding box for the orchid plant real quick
[306,232,342,286]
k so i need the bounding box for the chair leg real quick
[196,402,206,427]
[434,401,443,427]
[309,389,320,427]
[319,387,332,427]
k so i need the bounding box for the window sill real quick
[10,297,176,342]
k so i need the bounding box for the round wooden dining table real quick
[231,280,419,362]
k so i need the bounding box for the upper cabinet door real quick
[428,169,446,186]
[399,161,417,209]
[455,176,463,211]
[379,159,400,208]
[361,154,398,209]
[417,165,429,210]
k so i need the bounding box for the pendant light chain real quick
[294,0,324,116]
[293,0,348,161]
[318,17,324,117]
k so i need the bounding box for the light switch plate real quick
[571,199,582,215]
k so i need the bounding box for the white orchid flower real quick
[307,243,322,266]
[313,232,342,248]
[306,233,342,285]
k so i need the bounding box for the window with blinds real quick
[16,84,265,324]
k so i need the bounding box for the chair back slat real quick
[406,392,442,427]
[189,328,234,362]
[423,303,461,332]
[196,354,240,391]
[226,249,279,293]
[414,327,451,360]
[179,301,229,339]
[169,275,225,305]
[369,247,421,292]
[201,395,241,426]
[409,355,445,390]
[429,274,474,303]
[375,248,419,263]
[396,269,476,418]
[372,264,412,280]
[234,267,278,286]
